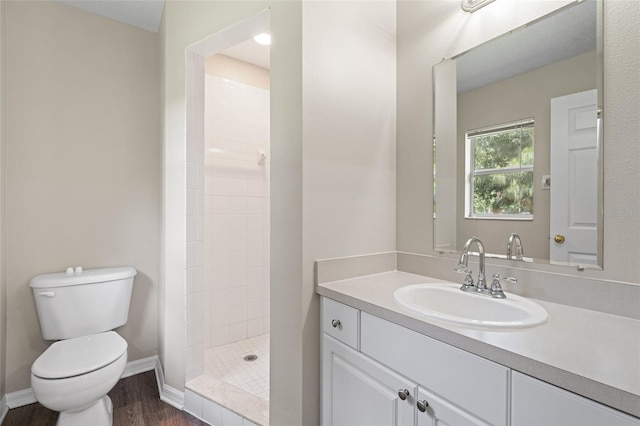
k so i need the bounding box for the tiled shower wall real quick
[204,74,270,349]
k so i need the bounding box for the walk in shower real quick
[183,11,271,426]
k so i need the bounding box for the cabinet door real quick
[512,372,640,426]
[322,334,417,426]
[415,386,490,426]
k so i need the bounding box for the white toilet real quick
[29,266,137,426]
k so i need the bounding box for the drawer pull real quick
[398,389,410,400]
[417,400,430,412]
[331,319,341,328]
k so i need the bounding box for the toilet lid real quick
[32,331,127,379]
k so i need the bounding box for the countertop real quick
[316,271,640,418]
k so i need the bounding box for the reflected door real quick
[549,89,598,265]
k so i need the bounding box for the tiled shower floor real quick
[187,334,270,425]
[205,333,270,400]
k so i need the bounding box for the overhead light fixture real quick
[253,33,271,46]
[461,0,496,12]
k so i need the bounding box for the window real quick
[465,119,534,219]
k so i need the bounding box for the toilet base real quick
[57,395,113,426]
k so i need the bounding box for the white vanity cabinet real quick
[320,296,640,426]
[321,297,507,426]
[511,372,640,426]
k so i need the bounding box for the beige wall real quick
[302,2,396,423]
[205,54,269,90]
[456,51,597,259]
[398,0,639,284]
[4,1,160,392]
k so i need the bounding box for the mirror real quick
[433,0,603,268]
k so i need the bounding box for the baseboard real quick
[6,387,36,409]
[0,394,8,424]
[154,357,185,410]
[121,355,158,378]
[6,355,174,410]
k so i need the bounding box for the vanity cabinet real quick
[511,371,640,426]
[321,297,640,426]
[321,297,507,426]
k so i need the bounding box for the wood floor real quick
[2,371,207,426]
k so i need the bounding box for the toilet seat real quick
[31,350,127,415]
[32,331,127,379]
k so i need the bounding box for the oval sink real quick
[394,283,548,329]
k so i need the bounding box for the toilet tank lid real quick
[30,266,137,289]
[31,331,127,379]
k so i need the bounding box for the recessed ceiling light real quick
[253,33,271,46]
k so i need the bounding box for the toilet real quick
[29,266,137,426]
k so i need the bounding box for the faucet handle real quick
[493,274,517,285]
[490,274,517,299]
[455,264,474,289]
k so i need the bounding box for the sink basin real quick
[394,283,548,329]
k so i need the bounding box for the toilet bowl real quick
[29,266,136,426]
[31,331,128,426]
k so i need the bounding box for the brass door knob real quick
[554,234,565,244]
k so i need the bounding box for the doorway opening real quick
[184,10,271,425]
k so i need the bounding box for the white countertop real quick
[316,270,640,418]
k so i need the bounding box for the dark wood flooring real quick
[2,371,207,426]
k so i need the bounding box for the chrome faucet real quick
[455,237,488,294]
[506,233,524,260]
[455,236,518,299]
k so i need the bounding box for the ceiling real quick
[220,39,270,70]
[457,0,597,93]
[57,0,165,33]
[56,0,270,69]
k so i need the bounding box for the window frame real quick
[464,118,535,220]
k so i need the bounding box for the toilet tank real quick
[30,266,137,340]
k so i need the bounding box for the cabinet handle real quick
[398,389,410,400]
[331,319,341,328]
[417,400,429,412]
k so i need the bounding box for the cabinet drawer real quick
[321,298,359,350]
[512,372,640,426]
[360,312,509,426]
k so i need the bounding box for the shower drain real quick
[244,354,258,362]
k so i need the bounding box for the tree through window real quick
[466,119,534,219]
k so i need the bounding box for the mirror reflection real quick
[433,0,602,267]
